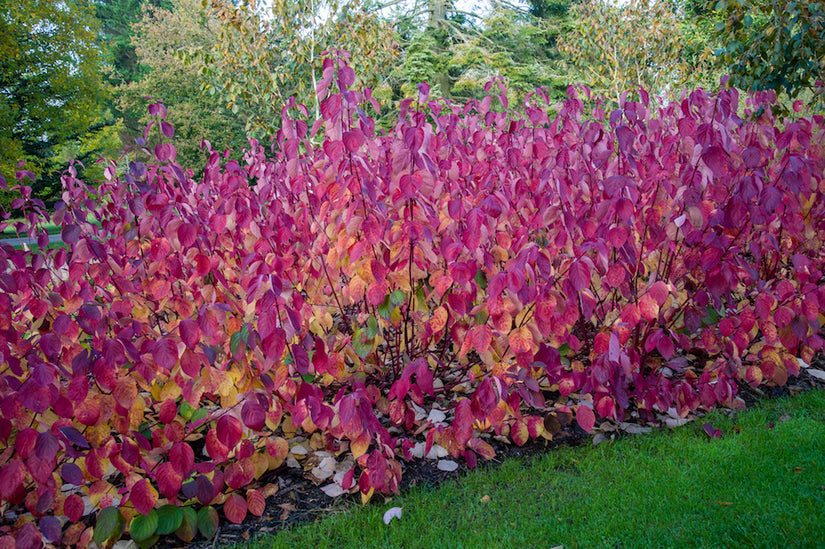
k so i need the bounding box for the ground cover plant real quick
[1,59,824,547]
[255,388,825,549]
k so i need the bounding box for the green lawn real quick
[251,389,825,549]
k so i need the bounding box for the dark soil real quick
[160,362,825,549]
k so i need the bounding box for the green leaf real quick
[179,401,194,421]
[230,331,243,355]
[377,294,392,320]
[94,506,124,545]
[352,329,373,359]
[175,507,198,542]
[136,535,159,549]
[197,506,219,539]
[156,504,184,535]
[390,290,406,306]
[367,316,378,339]
[190,407,208,423]
[240,323,250,343]
[474,269,487,290]
[130,509,158,542]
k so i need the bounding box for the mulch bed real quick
[161,359,825,549]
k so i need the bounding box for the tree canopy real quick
[0,0,111,195]
[715,0,824,106]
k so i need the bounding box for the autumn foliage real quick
[2,59,825,547]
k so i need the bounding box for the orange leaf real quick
[246,489,265,517]
[508,326,533,354]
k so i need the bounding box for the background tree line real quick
[2,0,823,204]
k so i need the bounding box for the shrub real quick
[1,60,824,546]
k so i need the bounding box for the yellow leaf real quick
[351,432,370,460]
[360,486,374,505]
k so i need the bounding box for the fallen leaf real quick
[427,408,446,424]
[793,467,803,473]
[807,369,825,381]
[259,483,279,498]
[715,501,733,506]
[437,459,459,472]
[241,532,250,540]
[703,423,722,439]
[383,506,403,525]
[480,495,491,503]
[320,484,347,497]
[278,503,296,522]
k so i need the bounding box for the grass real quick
[248,389,825,549]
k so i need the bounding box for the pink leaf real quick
[224,493,247,524]
[153,337,178,371]
[216,415,242,449]
[568,261,591,292]
[576,405,595,433]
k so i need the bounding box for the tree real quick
[557,0,718,104]
[119,0,246,166]
[714,0,825,106]
[199,0,400,137]
[385,0,565,103]
[0,0,113,201]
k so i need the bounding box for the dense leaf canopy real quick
[0,0,109,190]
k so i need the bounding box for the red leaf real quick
[568,261,591,292]
[657,334,674,360]
[224,493,247,524]
[130,478,158,516]
[15,522,41,549]
[64,493,85,522]
[170,443,195,476]
[153,337,179,371]
[241,401,266,431]
[217,415,242,449]
[179,319,200,349]
[399,174,421,198]
[205,430,229,462]
[558,375,578,396]
[34,431,59,462]
[156,462,182,500]
[156,399,177,425]
[576,406,595,433]
[453,399,473,446]
[75,399,101,426]
[225,459,255,490]
[342,131,364,152]
[467,438,496,460]
[246,489,265,517]
[595,395,616,420]
[511,421,529,446]
[472,325,492,354]
[320,95,341,120]
[638,294,659,323]
[195,254,211,276]
[366,280,387,307]
[0,460,25,499]
[113,378,137,409]
[649,281,669,306]
[471,377,497,419]
[262,328,285,361]
[621,303,640,326]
